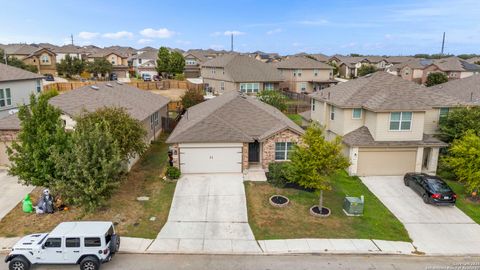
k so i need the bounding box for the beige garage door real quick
[357,148,417,176]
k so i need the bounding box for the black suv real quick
[404,173,456,206]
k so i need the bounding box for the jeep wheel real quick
[80,256,100,270]
[9,257,30,270]
[110,234,121,253]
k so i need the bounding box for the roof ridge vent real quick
[106,83,113,87]
[116,81,123,85]
[90,85,99,90]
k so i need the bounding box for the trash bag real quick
[22,194,33,213]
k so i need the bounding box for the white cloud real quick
[266,28,282,35]
[210,44,224,50]
[102,31,133,39]
[78,31,99,40]
[298,19,329,25]
[292,42,302,47]
[137,38,152,44]
[140,28,175,38]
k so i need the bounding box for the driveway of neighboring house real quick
[0,170,34,221]
[148,173,261,253]
[361,176,480,255]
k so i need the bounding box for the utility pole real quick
[71,34,74,45]
[231,33,233,52]
[440,32,445,56]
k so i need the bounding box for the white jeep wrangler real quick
[4,221,120,270]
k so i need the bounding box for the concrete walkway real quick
[0,171,34,221]
[361,176,480,255]
[148,173,261,253]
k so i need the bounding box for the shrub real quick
[166,166,181,179]
[267,162,289,187]
[426,72,448,87]
[181,89,204,109]
[257,90,287,112]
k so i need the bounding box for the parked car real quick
[109,73,118,81]
[44,74,54,81]
[142,73,152,81]
[153,75,161,81]
[404,173,456,206]
[4,221,120,270]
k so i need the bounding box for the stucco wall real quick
[0,79,41,118]
[373,112,424,141]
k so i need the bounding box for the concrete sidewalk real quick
[0,171,34,221]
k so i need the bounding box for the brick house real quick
[166,91,304,173]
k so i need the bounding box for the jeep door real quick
[38,237,64,263]
[64,237,82,262]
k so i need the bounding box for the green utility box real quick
[343,196,364,216]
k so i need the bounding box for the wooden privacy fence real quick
[43,79,204,92]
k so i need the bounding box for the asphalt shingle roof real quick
[49,82,170,121]
[166,91,304,143]
[202,54,284,82]
[0,113,21,131]
[310,71,464,111]
[273,56,333,69]
[429,74,480,105]
[0,63,44,82]
[433,57,480,72]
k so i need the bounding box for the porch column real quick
[415,147,424,173]
[348,147,359,176]
[427,148,440,174]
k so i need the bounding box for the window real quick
[44,238,61,248]
[0,88,11,107]
[314,69,319,76]
[150,111,159,129]
[352,108,362,119]
[41,54,49,63]
[211,67,216,74]
[240,83,260,93]
[389,112,412,131]
[84,237,101,247]
[300,83,307,92]
[66,238,80,248]
[439,107,449,122]
[186,59,197,65]
[294,69,302,77]
[275,142,294,161]
[220,81,225,91]
[138,59,142,64]
[311,99,316,111]
[330,105,335,120]
[264,83,274,91]
[36,80,41,93]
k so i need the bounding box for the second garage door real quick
[357,148,417,176]
[179,143,243,174]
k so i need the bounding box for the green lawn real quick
[245,171,411,241]
[287,114,303,126]
[444,180,480,224]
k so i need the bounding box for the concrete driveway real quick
[0,170,34,221]
[361,176,480,255]
[148,173,261,253]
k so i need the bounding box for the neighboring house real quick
[0,63,44,118]
[0,44,57,75]
[183,51,208,78]
[249,51,281,63]
[429,74,480,106]
[310,72,463,176]
[309,53,330,63]
[329,56,369,78]
[466,57,480,64]
[130,49,158,77]
[52,45,86,63]
[273,56,336,93]
[166,91,304,173]
[363,56,388,70]
[385,56,417,66]
[87,50,130,78]
[388,59,430,84]
[201,54,284,94]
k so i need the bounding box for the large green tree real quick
[57,55,85,78]
[357,64,377,77]
[286,123,350,210]
[442,131,480,195]
[53,120,124,211]
[156,47,185,78]
[425,72,448,87]
[75,107,147,160]
[169,51,185,75]
[181,89,204,109]
[439,107,480,143]
[257,90,287,111]
[7,92,69,188]
[156,47,170,76]
[86,58,112,77]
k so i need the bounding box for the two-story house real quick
[310,72,463,176]
[273,56,336,93]
[183,51,208,78]
[130,49,158,78]
[0,44,57,75]
[429,73,480,106]
[201,54,284,94]
[87,49,130,79]
[52,45,86,63]
[329,56,370,78]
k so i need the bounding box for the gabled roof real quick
[466,57,480,64]
[184,51,209,62]
[49,82,170,121]
[310,72,464,111]
[432,57,480,72]
[273,56,333,69]
[429,74,480,105]
[53,45,85,54]
[132,50,157,61]
[310,53,330,62]
[167,92,304,143]
[202,54,284,82]
[0,63,44,82]
[386,56,417,64]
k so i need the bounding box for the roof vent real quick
[116,81,123,85]
[106,83,113,87]
[90,85,99,90]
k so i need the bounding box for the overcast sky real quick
[1,0,479,55]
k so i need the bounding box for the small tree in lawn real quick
[257,90,287,112]
[442,130,480,197]
[7,92,68,188]
[53,120,124,212]
[425,72,448,87]
[57,55,85,78]
[357,64,377,77]
[286,123,350,214]
[181,89,204,109]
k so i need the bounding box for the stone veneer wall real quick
[261,129,301,170]
[242,143,249,170]
[171,143,180,168]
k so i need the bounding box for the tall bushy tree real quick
[357,64,377,77]
[86,58,112,77]
[257,90,287,111]
[53,120,124,211]
[7,92,68,187]
[169,51,185,75]
[57,55,85,78]
[0,49,38,73]
[425,72,448,86]
[75,107,147,160]
[156,47,170,76]
[439,107,480,143]
[442,131,480,195]
[181,89,204,109]
[286,123,350,209]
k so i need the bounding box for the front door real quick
[248,142,260,163]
